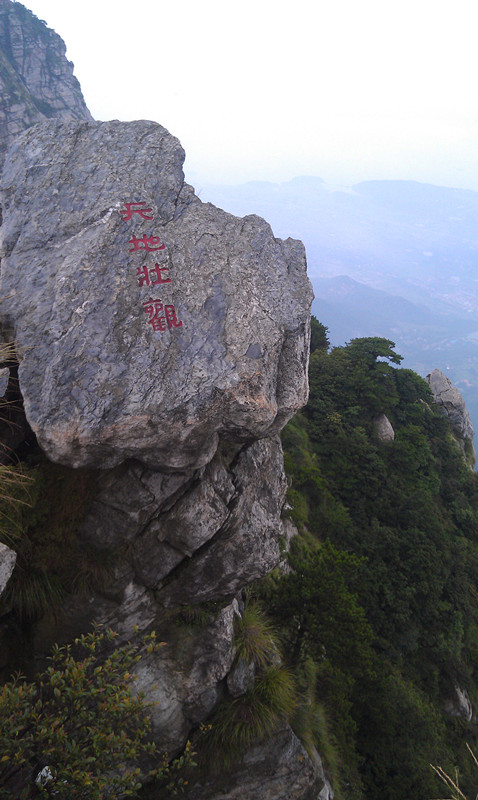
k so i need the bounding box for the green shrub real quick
[202,663,296,768]
[0,627,174,799]
[233,602,279,668]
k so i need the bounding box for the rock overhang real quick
[0,119,313,470]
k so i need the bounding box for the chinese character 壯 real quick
[136,264,171,287]
[119,201,154,221]
[143,298,182,331]
[128,234,166,252]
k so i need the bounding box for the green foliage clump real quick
[0,627,187,799]
[269,327,478,800]
[233,602,278,668]
[204,664,296,768]
[199,601,295,769]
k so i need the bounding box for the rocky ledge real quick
[0,115,323,798]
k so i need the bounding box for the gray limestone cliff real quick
[0,100,323,800]
[0,6,329,798]
[0,0,92,170]
[426,368,475,463]
[1,119,311,472]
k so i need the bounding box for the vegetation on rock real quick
[258,319,478,800]
[198,600,296,769]
[0,627,191,799]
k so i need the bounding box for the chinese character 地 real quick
[143,298,182,331]
[119,201,154,221]
[136,264,171,287]
[129,234,165,252]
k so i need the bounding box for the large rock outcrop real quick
[0,7,322,798]
[426,369,474,455]
[0,111,318,796]
[0,119,311,471]
[0,0,92,170]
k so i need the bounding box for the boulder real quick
[0,542,16,596]
[373,412,395,443]
[0,119,312,472]
[444,685,473,722]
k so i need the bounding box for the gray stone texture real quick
[373,412,395,443]
[444,685,473,722]
[132,600,239,754]
[0,119,312,472]
[157,436,289,605]
[76,435,287,603]
[0,0,92,171]
[182,726,327,800]
[0,542,16,596]
[426,368,474,441]
[226,657,256,697]
[0,367,8,396]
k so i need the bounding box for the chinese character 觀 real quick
[128,234,165,252]
[119,201,154,221]
[143,298,182,331]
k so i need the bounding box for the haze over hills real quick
[200,177,478,438]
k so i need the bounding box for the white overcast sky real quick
[21,0,478,191]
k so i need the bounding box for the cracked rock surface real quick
[426,368,474,442]
[0,0,92,171]
[0,98,320,797]
[0,119,312,471]
[182,727,327,800]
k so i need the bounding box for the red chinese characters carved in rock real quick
[119,201,154,221]
[136,264,171,287]
[128,234,165,252]
[143,298,183,331]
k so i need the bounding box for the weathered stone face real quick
[373,412,395,443]
[181,727,327,800]
[426,369,474,442]
[0,542,16,597]
[0,0,92,171]
[0,119,312,471]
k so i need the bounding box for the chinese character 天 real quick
[119,201,154,222]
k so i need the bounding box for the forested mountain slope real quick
[259,320,478,800]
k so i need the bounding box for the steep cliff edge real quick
[426,367,475,465]
[0,0,92,170]
[0,94,321,800]
[0,6,326,797]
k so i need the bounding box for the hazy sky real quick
[22,0,478,192]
